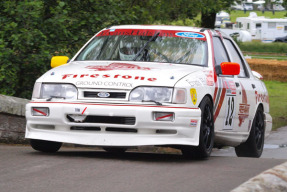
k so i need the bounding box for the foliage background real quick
[1,0,214,98]
[0,0,284,98]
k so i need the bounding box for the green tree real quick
[282,0,287,16]
[0,0,234,98]
[0,1,50,97]
[197,0,234,28]
[0,0,157,98]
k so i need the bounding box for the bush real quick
[0,0,234,99]
[0,0,159,98]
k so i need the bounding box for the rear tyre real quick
[235,106,265,158]
[30,139,62,153]
[181,96,214,159]
[103,147,127,153]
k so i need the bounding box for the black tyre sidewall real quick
[181,96,214,159]
[235,106,265,157]
[198,97,215,157]
[103,147,127,153]
[30,139,62,153]
[248,106,265,156]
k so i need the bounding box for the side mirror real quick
[51,56,69,68]
[215,62,240,76]
[252,71,263,80]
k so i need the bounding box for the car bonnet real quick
[39,61,205,89]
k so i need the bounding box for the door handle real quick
[252,84,256,89]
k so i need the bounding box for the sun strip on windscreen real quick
[96,29,207,41]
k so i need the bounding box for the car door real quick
[223,38,256,132]
[212,36,242,131]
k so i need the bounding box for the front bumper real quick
[264,112,272,137]
[25,101,202,147]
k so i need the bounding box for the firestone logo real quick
[62,63,156,81]
[85,63,151,71]
[62,74,157,81]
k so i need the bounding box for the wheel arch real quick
[257,102,271,136]
[258,103,264,112]
[251,102,264,123]
[199,94,214,109]
[249,103,265,135]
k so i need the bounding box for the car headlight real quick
[39,83,77,100]
[32,82,42,99]
[129,87,173,103]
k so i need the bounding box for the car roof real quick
[103,25,231,40]
[107,25,203,33]
[106,25,230,38]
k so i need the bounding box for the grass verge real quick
[230,10,287,23]
[245,55,287,60]
[238,41,287,54]
[264,81,287,130]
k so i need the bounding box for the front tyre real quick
[235,106,265,158]
[30,139,62,153]
[181,96,214,159]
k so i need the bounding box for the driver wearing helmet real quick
[119,36,146,61]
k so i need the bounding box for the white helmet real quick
[119,37,143,61]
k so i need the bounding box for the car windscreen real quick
[75,29,208,66]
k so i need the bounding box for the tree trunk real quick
[201,11,216,29]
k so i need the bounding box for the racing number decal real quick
[223,80,237,130]
[225,96,235,128]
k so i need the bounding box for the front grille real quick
[70,126,101,131]
[156,129,177,134]
[84,91,126,99]
[106,127,138,133]
[67,115,136,125]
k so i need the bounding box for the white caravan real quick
[233,12,287,42]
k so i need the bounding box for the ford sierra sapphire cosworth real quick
[25,25,271,159]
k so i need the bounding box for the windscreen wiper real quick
[142,100,162,106]
[46,96,66,101]
[133,32,160,61]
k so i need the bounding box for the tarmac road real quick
[0,144,285,192]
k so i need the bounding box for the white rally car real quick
[25,25,272,158]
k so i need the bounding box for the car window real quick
[76,29,208,66]
[213,37,229,65]
[223,39,247,77]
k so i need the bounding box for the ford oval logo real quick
[175,32,205,39]
[97,92,110,98]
